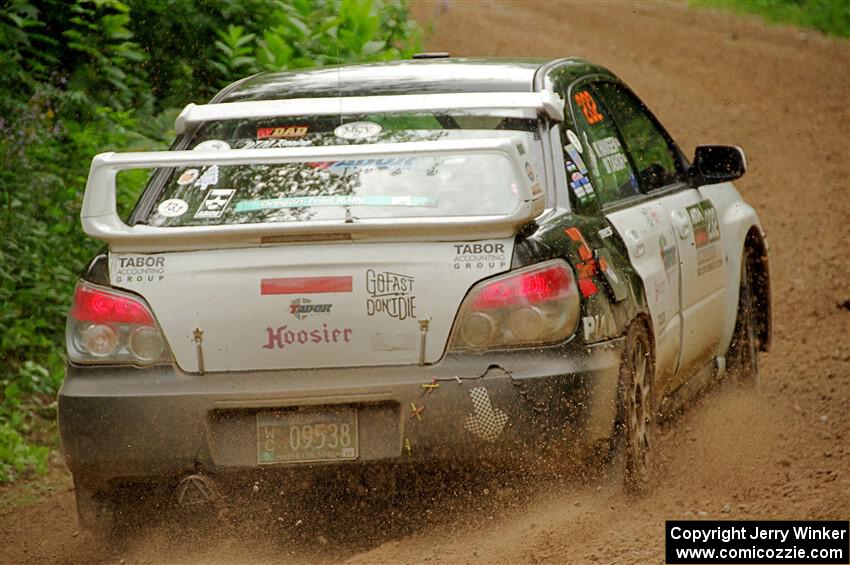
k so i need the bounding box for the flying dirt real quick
[1,1,848,563]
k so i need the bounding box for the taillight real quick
[449,260,581,351]
[66,281,170,366]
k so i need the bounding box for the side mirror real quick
[689,145,747,185]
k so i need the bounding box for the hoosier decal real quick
[263,323,352,350]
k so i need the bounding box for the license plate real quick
[256,409,358,464]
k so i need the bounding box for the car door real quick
[563,80,682,394]
[593,82,728,387]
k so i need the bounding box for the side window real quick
[567,85,640,207]
[594,82,682,191]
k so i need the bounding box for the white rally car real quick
[59,57,771,531]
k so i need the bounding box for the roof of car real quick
[214,57,607,103]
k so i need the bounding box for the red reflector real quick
[473,265,573,309]
[70,285,154,324]
[261,276,353,295]
[578,278,598,298]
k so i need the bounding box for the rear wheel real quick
[619,322,655,493]
[727,251,760,386]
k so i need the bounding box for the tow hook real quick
[175,473,220,506]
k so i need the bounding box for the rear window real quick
[141,113,544,227]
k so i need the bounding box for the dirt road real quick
[2,1,848,563]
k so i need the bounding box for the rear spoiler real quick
[175,91,565,134]
[82,138,545,253]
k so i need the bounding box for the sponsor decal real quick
[641,206,663,228]
[194,188,235,219]
[516,143,526,155]
[176,169,199,186]
[235,194,437,213]
[193,139,230,151]
[659,233,678,279]
[583,312,616,343]
[654,279,666,303]
[257,126,308,139]
[525,161,535,181]
[238,138,311,149]
[452,242,508,271]
[194,164,219,191]
[570,171,596,204]
[687,200,723,275]
[261,276,353,295]
[591,136,629,174]
[464,387,507,442]
[574,90,604,125]
[365,269,416,321]
[334,121,382,140]
[329,157,415,170]
[263,323,352,350]
[565,227,598,297]
[157,198,188,218]
[564,144,588,174]
[114,255,166,283]
[566,129,582,152]
[289,297,332,320]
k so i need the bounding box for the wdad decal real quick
[365,270,416,320]
[257,126,308,139]
[452,242,508,271]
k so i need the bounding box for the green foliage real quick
[0,0,420,483]
[691,0,850,39]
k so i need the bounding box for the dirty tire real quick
[727,250,760,386]
[620,322,655,494]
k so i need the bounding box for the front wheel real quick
[727,251,760,386]
[619,322,656,493]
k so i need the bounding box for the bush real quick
[691,0,850,39]
[0,0,419,483]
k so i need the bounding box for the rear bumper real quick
[58,338,624,485]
